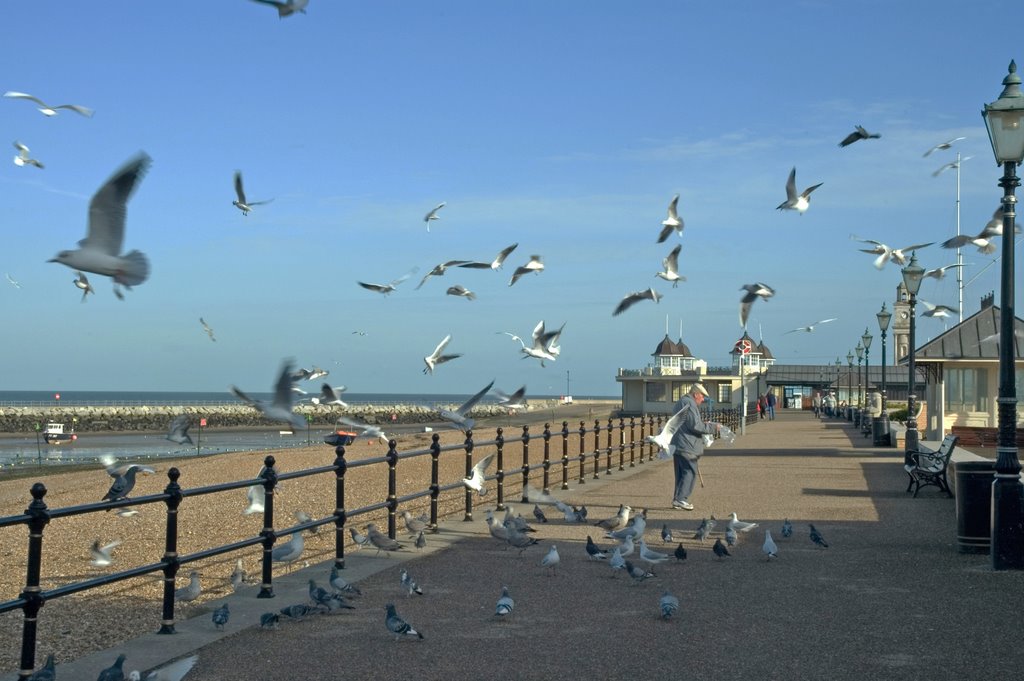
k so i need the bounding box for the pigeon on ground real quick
[585,535,608,560]
[725,527,738,547]
[693,516,716,543]
[89,539,121,567]
[739,282,775,328]
[26,654,55,681]
[423,334,462,374]
[401,510,429,535]
[400,568,424,597]
[329,566,362,596]
[308,579,337,608]
[230,559,246,591]
[661,524,673,544]
[231,170,273,216]
[446,284,476,300]
[660,591,680,619]
[613,287,663,316]
[199,317,216,342]
[594,504,631,532]
[608,546,627,577]
[349,527,371,549]
[174,571,202,602]
[781,518,793,538]
[366,523,404,557]
[495,585,515,618]
[385,603,424,639]
[508,255,544,286]
[248,0,308,17]
[272,532,305,570]
[728,512,759,533]
[96,653,127,681]
[532,504,548,524]
[809,524,829,548]
[440,380,494,432]
[12,141,44,168]
[505,523,541,554]
[657,193,684,243]
[415,531,427,550]
[165,415,193,446]
[463,453,495,495]
[3,90,93,117]
[230,360,306,431]
[655,244,685,287]
[923,136,966,157]
[127,654,198,681]
[212,604,229,630]
[674,543,688,561]
[423,202,446,231]
[763,530,779,560]
[457,243,518,270]
[839,125,881,147]
[49,153,151,299]
[625,560,656,584]
[73,271,94,302]
[260,613,280,629]
[280,604,322,620]
[776,167,823,213]
[540,545,560,575]
[712,538,732,559]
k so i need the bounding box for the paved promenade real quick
[13,409,1024,680]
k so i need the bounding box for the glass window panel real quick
[646,382,666,402]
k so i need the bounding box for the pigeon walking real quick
[212,603,229,630]
[349,527,371,549]
[532,504,548,524]
[781,518,793,538]
[415,531,427,550]
[659,591,680,619]
[585,535,608,560]
[400,568,424,597]
[725,527,738,547]
[329,566,362,596]
[385,603,424,640]
[712,538,731,559]
[495,585,515,618]
[625,560,656,584]
[96,653,127,681]
[809,524,829,548]
[661,524,673,544]
[674,543,688,562]
[401,510,429,536]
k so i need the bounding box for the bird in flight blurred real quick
[838,125,880,147]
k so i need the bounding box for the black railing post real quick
[17,483,49,680]
[542,423,552,495]
[463,430,475,521]
[494,427,505,512]
[429,433,441,527]
[593,419,602,479]
[577,421,587,484]
[606,417,615,474]
[257,456,277,599]
[617,417,625,471]
[333,445,347,570]
[158,468,183,632]
[638,415,648,464]
[560,421,570,491]
[520,425,530,503]
[629,416,636,467]
[386,439,398,538]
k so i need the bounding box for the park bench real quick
[904,434,958,498]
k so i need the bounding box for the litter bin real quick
[873,416,891,446]
[853,408,861,427]
[955,460,996,554]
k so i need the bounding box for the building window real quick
[718,384,732,404]
[670,382,686,402]
[682,358,693,371]
[645,382,666,402]
[945,368,989,413]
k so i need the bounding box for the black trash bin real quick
[853,408,861,427]
[873,416,891,446]
[955,460,996,554]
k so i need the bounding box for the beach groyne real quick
[0,402,578,434]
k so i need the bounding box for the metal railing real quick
[0,410,743,678]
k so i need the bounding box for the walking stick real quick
[698,468,705,488]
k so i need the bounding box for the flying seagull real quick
[920,301,958,319]
[230,360,307,430]
[776,167,823,213]
[73,271,94,302]
[784,318,837,334]
[933,156,973,177]
[494,385,527,411]
[423,202,446,231]
[838,125,880,147]
[89,539,122,567]
[463,452,495,495]
[311,383,348,407]
[657,193,683,243]
[248,0,309,17]
[502,320,563,366]
[416,260,469,289]
[423,334,462,374]
[655,244,685,287]
[942,207,1016,254]
[165,415,193,445]
[457,243,518,270]
[199,317,216,342]
[336,416,391,443]
[357,269,416,295]
[923,136,966,157]
[4,273,20,289]
[439,380,494,432]
[508,255,544,286]
[923,263,964,280]
[739,282,775,328]
[49,153,151,299]
[12,141,43,168]
[613,288,663,316]
[3,90,93,117]
[851,236,934,269]
[232,171,273,216]
[445,284,476,300]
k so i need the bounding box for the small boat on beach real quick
[43,422,77,445]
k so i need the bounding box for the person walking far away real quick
[669,382,720,511]
[758,394,768,420]
[812,391,822,419]
[766,390,776,420]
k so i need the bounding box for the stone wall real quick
[0,403,517,434]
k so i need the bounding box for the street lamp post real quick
[876,303,892,446]
[855,341,864,426]
[862,328,874,436]
[982,60,1024,570]
[902,253,925,460]
[847,351,854,421]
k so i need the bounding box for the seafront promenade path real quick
[9,408,1024,680]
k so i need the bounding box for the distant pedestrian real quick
[669,383,720,512]
[766,390,776,420]
[758,394,768,420]
[812,391,822,419]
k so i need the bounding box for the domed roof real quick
[731,330,756,355]
[675,337,693,358]
[757,341,774,360]
[652,334,681,356]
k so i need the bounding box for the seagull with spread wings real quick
[248,0,309,17]
[12,141,43,168]
[423,334,462,374]
[232,171,273,216]
[923,136,966,157]
[357,268,416,295]
[3,90,93,117]
[851,236,934,269]
[655,244,685,287]
[439,380,494,432]
[457,243,518,270]
[613,288,663,316]
[657,193,683,243]
[199,317,216,342]
[423,201,446,231]
[739,282,775,328]
[785,318,837,334]
[230,360,306,430]
[776,167,822,213]
[838,125,880,147]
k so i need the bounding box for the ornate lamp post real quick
[855,341,864,425]
[835,357,842,417]
[847,350,855,420]
[876,303,892,445]
[862,328,874,436]
[901,253,925,459]
[982,60,1024,570]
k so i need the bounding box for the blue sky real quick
[1,1,1020,396]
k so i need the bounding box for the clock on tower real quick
[892,282,911,362]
